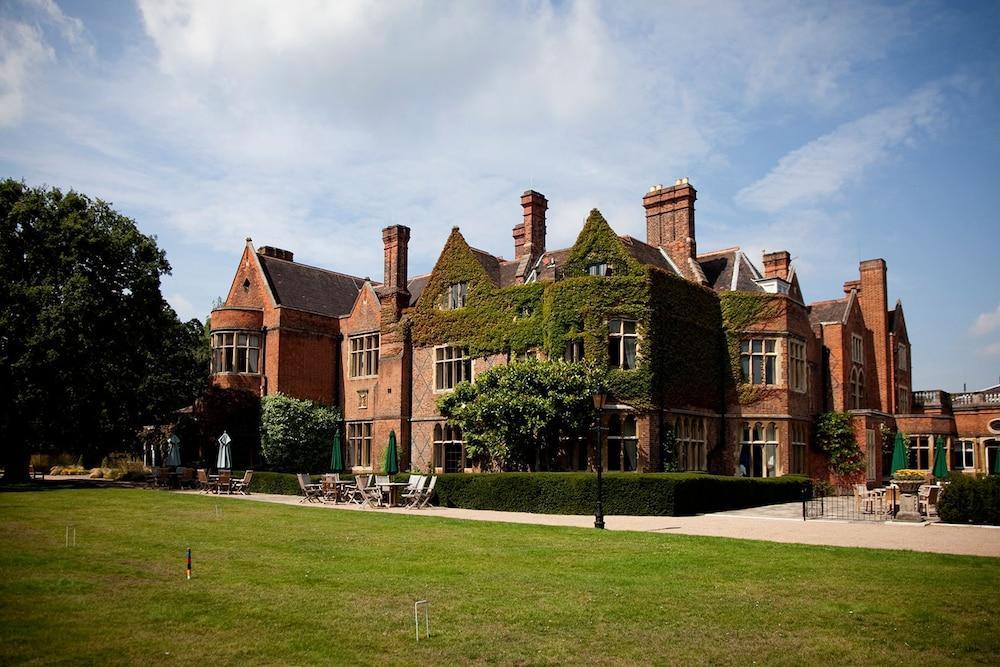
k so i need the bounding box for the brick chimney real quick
[762,250,791,281]
[858,258,890,411]
[644,179,697,268]
[513,190,547,260]
[381,225,410,291]
[258,246,294,262]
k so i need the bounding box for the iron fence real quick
[802,486,897,522]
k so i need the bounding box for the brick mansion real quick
[209,180,1000,480]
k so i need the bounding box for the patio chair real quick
[231,470,253,495]
[882,484,899,518]
[296,473,324,503]
[853,484,878,514]
[197,468,215,494]
[352,475,383,508]
[176,467,195,489]
[403,476,428,508]
[917,485,940,517]
[416,476,437,508]
[217,470,232,495]
[320,474,340,502]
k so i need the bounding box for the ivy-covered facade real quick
[210,179,958,483]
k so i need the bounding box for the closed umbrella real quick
[217,431,232,471]
[931,435,948,479]
[383,430,399,475]
[165,434,182,467]
[330,429,344,473]
[890,431,907,475]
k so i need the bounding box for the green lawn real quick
[1,488,998,665]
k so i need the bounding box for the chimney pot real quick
[514,189,547,260]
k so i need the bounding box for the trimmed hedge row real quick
[434,472,810,516]
[937,475,1000,525]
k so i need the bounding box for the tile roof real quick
[808,298,848,326]
[697,248,764,293]
[407,273,431,306]
[257,254,368,317]
[619,235,678,274]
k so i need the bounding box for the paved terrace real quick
[178,488,1000,558]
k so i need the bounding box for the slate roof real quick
[696,248,764,293]
[808,298,848,326]
[257,254,368,317]
[407,273,431,306]
[619,236,678,274]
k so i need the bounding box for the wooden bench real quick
[29,464,45,480]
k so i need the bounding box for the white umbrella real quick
[217,431,232,470]
[165,434,182,467]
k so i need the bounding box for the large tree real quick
[438,359,605,471]
[0,180,207,481]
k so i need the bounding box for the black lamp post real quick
[592,389,607,529]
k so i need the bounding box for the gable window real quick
[564,339,585,363]
[675,416,707,472]
[740,421,777,477]
[608,319,638,369]
[791,423,807,475]
[349,333,379,378]
[850,367,865,409]
[442,282,468,310]
[346,421,372,468]
[851,334,864,364]
[607,415,638,472]
[951,439,975,470]
[211,331,260,374]
[789,339,806,392]
[897,343,907,371]
[740,338,777,385]
[435,345,472,391]
[588,263,611,276]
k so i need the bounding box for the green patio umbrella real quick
[890,431,908,475]
[931,435,948,479]
[383,430,399,475]
[330,429,344,473]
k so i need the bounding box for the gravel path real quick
[183,489,1000,558]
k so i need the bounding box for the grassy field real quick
[1,487,998,665]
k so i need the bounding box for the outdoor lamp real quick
[592,388,607,529]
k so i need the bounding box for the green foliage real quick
[0,179,207,480]
[438,360,605,470]
[259,394,340,473]
[247,471,308,495]
[433,472,810,516]
[815,412,865,477]
[937,475,1000,525]
[719,291,784,403]
[561,209,646,278]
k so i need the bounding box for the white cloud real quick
[0,20,52,126]
[980,342,1000,358]
[166,292,197,322]
[21,0,93,56]
[736,83,948,213]
[971,305,1000,336]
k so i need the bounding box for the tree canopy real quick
[259,394,339,473]
[437,360,605,471]
[0,179,207,480]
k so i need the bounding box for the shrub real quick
[259,394,340,473]
[937,475,1000,525]
[247,471,308,495]
[433,472,810,516]
[815,412,865,478]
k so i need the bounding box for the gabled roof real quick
[696,248,764,293]
[407,273,431,306]
[619,235,678,275]
[257,253,368,317]
[469,247,503,285]
[808,298,848,326]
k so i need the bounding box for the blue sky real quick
[1,0,998,391]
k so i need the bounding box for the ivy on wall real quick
[408,210,729,413]
[719,291,784,404]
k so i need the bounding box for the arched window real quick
[850,367,865,409]
[739,421,778,477]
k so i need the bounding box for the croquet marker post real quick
[186,547,192,580]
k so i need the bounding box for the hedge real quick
[937,475,1000,525]
[433,472,810,516]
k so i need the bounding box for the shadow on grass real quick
[0,478,147,493]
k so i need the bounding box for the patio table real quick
[375,481,410,507]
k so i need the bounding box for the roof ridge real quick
[697,246,740,258]
[808,297,848,307]
[257,253,372,284]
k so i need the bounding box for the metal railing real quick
[802,486,897,522]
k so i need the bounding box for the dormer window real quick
[588,263,611,276]
[442,282,468,310]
